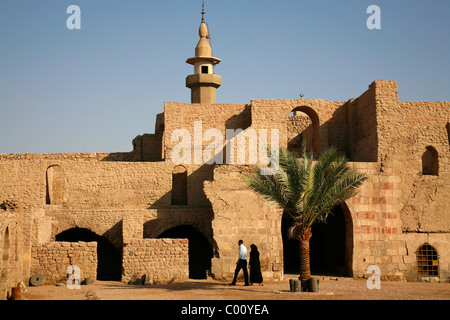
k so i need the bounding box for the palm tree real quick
[243,144,367,285]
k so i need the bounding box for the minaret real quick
[186,4,221,104]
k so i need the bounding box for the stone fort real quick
[1,7,449,299]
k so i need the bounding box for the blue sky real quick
[0,0,449,153]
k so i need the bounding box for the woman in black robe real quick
[249,244,263,285]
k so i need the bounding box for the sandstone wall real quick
[0,155,215,209]
[204,165,284,281]
[1,80,448,288]
[31,207,213,252]
[31,241,97,285]
[132,133,164,161]
[401,233,450,281]
[163,99,350,168]
[0,156,168,209]
[142,208,214,247]
[0,204,26,299]
[371,81,450,233]
[122,238,189,284]
[346,84,378,161]
[205,161,449,282]
[287,114,313,154]
[249,99,344,156]
[163,102,250,161]
[347,162,407,280]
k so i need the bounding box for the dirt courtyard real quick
[23,275,450,301]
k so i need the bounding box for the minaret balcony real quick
[186,74,222,89]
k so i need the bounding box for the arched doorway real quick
[1,227,10,281]
[55,227,122,281]
[281,214,299,274]
[282,203,353,277]
[310,205,347,276]
[0,227,11,299]
[157,225,212,279]
[287,106,320,157]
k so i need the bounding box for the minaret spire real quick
[186,3,222,104]
[202,1,205,22]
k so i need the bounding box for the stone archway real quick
[282,203,353,277]
[310,204,353,276]
[0,227,10,298]
[55,227,122,281]
[287,106,320,157]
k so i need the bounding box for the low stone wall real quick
[31,241,97,285]
[122,238,189,285]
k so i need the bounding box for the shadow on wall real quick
[149,162,215,209]
[287,101,376,162]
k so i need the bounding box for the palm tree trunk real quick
[297,227,312,282]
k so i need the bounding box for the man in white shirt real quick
[230,240,250,286]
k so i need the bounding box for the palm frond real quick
[295,149,367,227]
[243,144,366,232]
[244,144,367,282]
[242,169,287,209]
[278,147,308,208]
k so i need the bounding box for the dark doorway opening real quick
[157,225,212,279]
[282,205,351,276]
[310,206,346,276]
[281,214,299,274]
[55,227,122,281]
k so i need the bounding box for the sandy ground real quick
[22,275,450,301]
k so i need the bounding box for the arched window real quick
[46,165,65,204]
[446,123,450,147]
[417,243,439,277]
[1,227,10,281]
[171,165,187,205]
[287,106,320,157]
[421,146,438,176]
